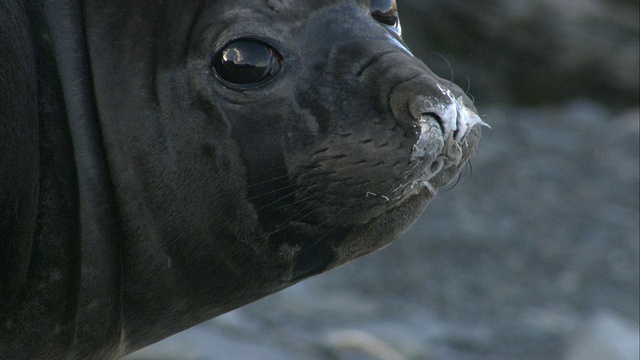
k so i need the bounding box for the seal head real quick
[210,3,486,279]
[86,0,486,350]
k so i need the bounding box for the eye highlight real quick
[212,39,283,88]
[371,0,399,28]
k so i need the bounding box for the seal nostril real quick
[412,114,446,163]
[421,113,444,134]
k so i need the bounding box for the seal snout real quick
[396,85,487,199]
[411,85,487,145]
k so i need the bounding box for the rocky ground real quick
[126,1,639,359]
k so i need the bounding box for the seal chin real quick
[324,186,433,274]
[281,185,434,282]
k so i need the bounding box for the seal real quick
[0,0,485,358]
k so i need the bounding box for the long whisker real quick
[434,52,454,83]
[295,199,359,255]
[246,171,291,189]
[269,190,321,211]
[243,193,341,242]
[247,182,297,202]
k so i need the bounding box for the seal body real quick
[0,0,484,358]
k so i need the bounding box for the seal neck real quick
[41,0,126,357]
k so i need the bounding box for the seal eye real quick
[371,0,399,28]
[213,39,283,87]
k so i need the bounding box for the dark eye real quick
[212,39,283,87]
[371,0,399,27]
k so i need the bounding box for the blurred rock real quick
[401,0,639,106]
[564,312,640,360]
[324,330,404,360]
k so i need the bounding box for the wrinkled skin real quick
[0,0,483,358]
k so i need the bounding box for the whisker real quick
[443,160,473,192]
[251,184,298,209]
[300,197,356,234]
[295,199,358,255]
[282,192,342,225]
[246,172,291,189]
[270,190,320,211]
[434,52,454,83]
[246,194,342,242]
[463,76,476,104]
[443,173,462,192]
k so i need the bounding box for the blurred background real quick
[127,0,639,359]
